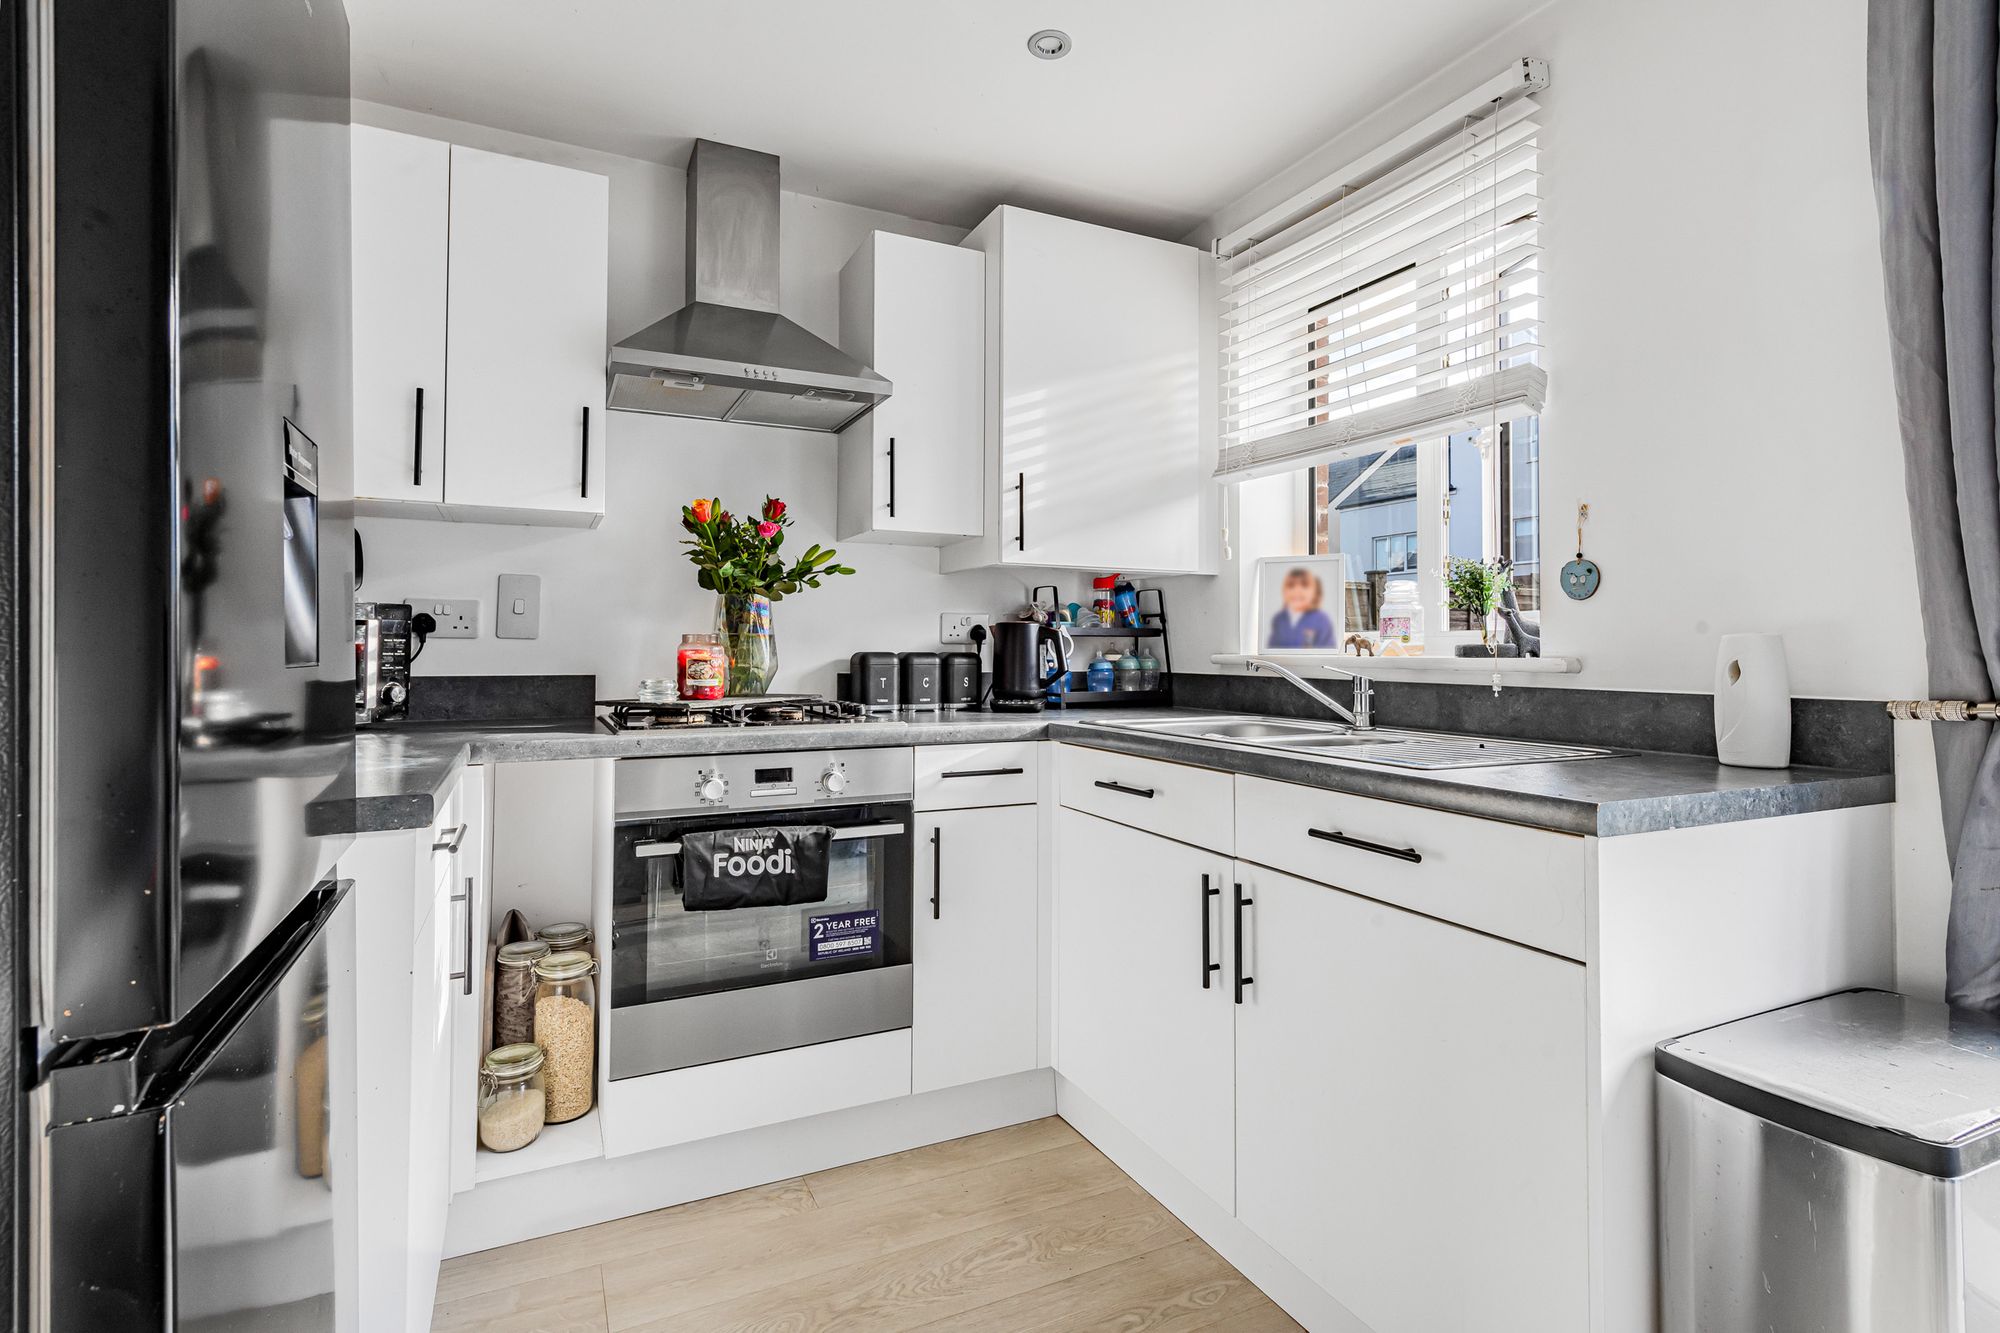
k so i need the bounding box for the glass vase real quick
[714,593,778,696]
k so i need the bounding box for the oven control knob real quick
[695,771,729,805]
[381,681,407,707]
[820,764,848,796]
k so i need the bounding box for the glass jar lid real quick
[497,939,550,969]
[538,922,592,949]
[534,949,597,982]
[483,1043,545,1077]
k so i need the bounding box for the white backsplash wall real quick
[351,104,1055,695]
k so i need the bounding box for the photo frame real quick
[1253,554,1350,654]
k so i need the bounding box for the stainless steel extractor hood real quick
[606,140,891,433]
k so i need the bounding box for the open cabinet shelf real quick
[472,1107,604,1185]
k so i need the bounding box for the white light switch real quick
[496,574,541,639]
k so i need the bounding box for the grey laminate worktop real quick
[339,708,1892,838]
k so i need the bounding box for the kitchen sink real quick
[1124,716,1354,742]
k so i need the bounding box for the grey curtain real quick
[1869,0,2000,1009]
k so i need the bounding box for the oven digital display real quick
[754,767,793,786]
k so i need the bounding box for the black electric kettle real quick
[988,620,1070,712]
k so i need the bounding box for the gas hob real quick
[596,694,875,733]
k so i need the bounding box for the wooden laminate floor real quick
[433,1117,1301,1332]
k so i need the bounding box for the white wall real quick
[1155,0,1952,991]
[351,105,1056,696]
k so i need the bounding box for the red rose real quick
[762,496,787,522]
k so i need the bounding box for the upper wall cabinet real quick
[835,233,984,545]
[352,128,610,528]
[940,206,1205,576]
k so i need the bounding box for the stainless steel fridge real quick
[19,0,356,1327]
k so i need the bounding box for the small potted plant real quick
[680,496,854,695]
[1444,556,1508,640]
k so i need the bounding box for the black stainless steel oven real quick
[608,747,914,1078]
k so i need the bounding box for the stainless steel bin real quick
[1657,989,2000,1332]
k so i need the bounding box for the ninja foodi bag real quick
[680,826,831,911]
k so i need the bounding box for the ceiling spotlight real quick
[1027,29,1072,60]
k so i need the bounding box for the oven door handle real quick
[633,822,908,858]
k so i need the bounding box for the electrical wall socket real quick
[412,598,478,638]
[940,612,987,644]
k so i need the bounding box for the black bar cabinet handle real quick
[1233,882,1253,1004]
[412,386,425,486]
[1015,472,1026,550]
[887,437,896,518]
[1308,827,1423,864]
[580,405,591,498]
[1201,875,1221,990]
[940,767,1025,780]
[930,826,942,920]
[1094,779,1156,799]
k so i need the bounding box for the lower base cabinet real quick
[1233,862,1589,1333]
[913,804,1039,1094]
[1055,809,1235,1212]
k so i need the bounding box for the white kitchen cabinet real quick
[941,205,1205,575]
[350,129,609,527]
[1055,807,1234,1211]
[446,764,489,1196]
[1233,860,1589,1333]
[443,146,608,523]
[342,767,486,1333]
[352,126,448,508]
[836,232,983,544]
[912,805,1038,1094]
[405,866,453,1329]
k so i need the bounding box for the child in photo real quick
[1268,566,1336,649]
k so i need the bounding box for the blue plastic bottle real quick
[1086,651,1117,692]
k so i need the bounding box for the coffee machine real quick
[988,620,1071,712]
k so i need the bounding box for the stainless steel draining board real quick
[1281,735,1621,770]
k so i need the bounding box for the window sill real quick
[1211,652,1582,678]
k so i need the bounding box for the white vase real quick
[1713,633,1791,768]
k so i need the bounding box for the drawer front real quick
[916,741,1041,810]
[1234,774,1586,960]
[1058,745,1233,853]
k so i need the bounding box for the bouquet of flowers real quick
[679,496,854,695]
[678,495,854,599]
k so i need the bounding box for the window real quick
[1310,417,1538,633]
[1372,532,1418,573]
[1220,72,1544,644]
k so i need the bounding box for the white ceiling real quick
[347,0,1540,239]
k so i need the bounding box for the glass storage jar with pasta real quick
[532,950,597,1123]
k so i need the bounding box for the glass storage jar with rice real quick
[477,1044,547,1152]
[533,950,597,1123]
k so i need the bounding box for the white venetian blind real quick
[1215,93,1545,481]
